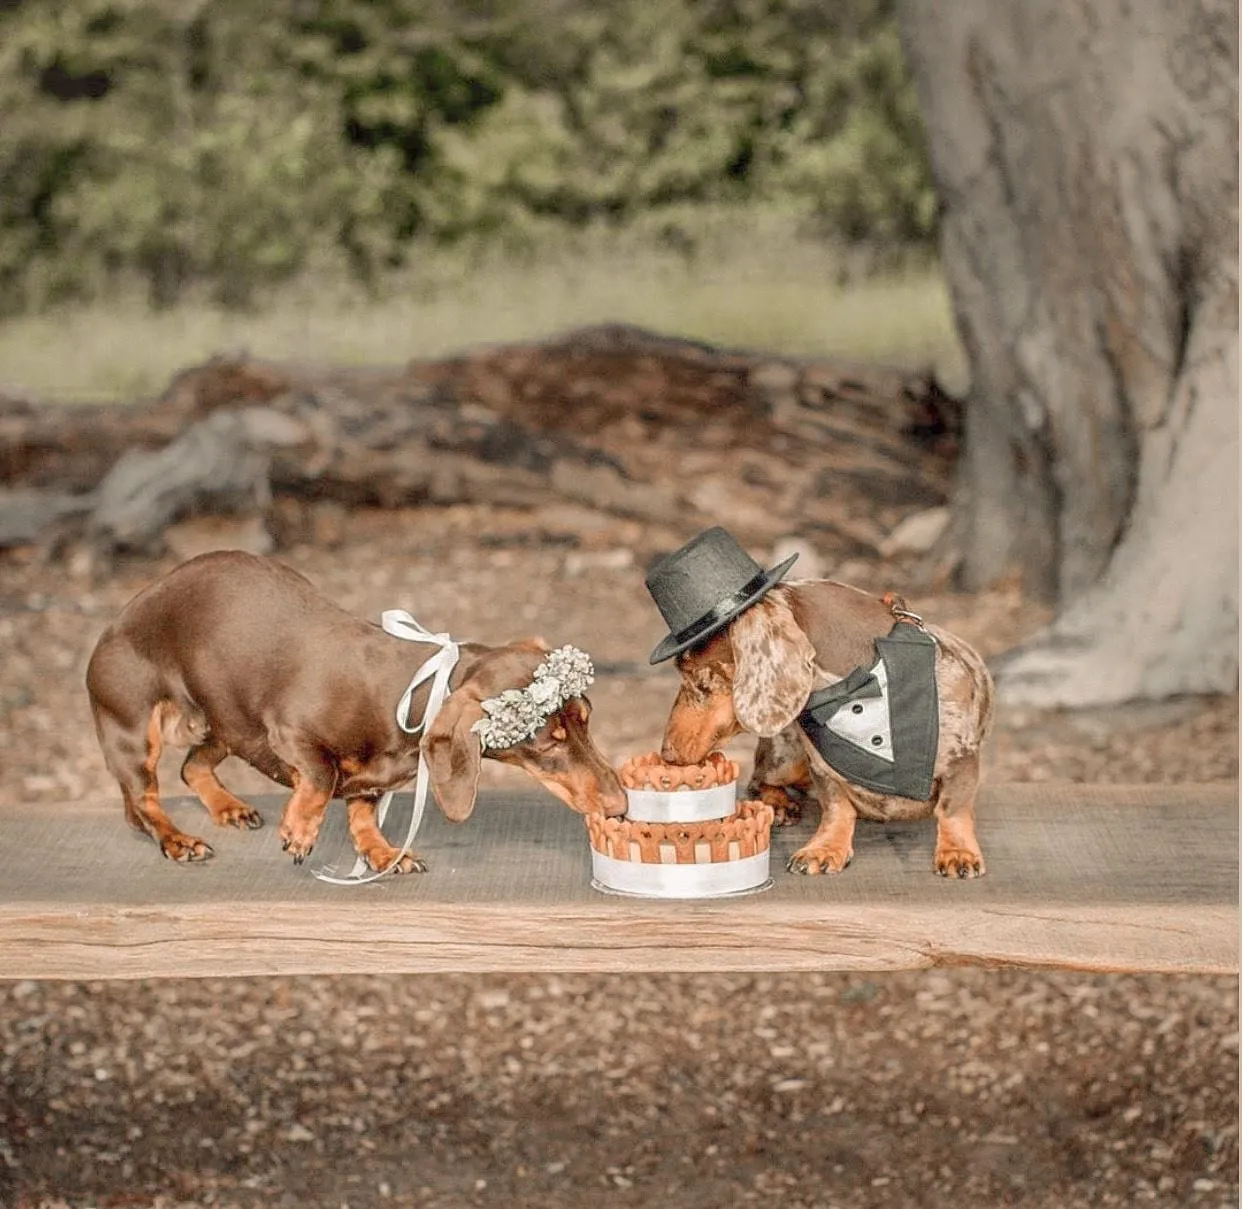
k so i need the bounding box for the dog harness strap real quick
[311,609,461,886]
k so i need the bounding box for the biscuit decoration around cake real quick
[586,799,774,899]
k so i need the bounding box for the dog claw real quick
[363,849,428,875]
[159,836,214,863]
[787,847,851,875]
[281,825,318,866]
[934,848,985,879]
[211,804,263,831]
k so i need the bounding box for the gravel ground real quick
[1,972,1237,1209]
[0,504,1237,1208]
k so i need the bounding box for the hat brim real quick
[647,552,799,665]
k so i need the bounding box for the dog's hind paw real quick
[362,847,428,875]
[213,802,263,831]
[159,834,214,863]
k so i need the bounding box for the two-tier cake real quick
[585,752,774,898]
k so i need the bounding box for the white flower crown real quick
[470,645,595,751]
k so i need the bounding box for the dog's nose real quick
[660,738,684,764]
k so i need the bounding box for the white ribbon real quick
[312,610,461,886]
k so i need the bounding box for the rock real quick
[769,536,825,581]
[748,361,800,394]
[549,460,680,522]
[89,407,310,554]
[686,479,773,533]
[0,489,94,548]
[828,558,882,588]
[879,506,952,557]
[748,362,801,415]
[309,500,349,548]
[562,548,634,578]
[802,360,911,401]
[164,514,274,562]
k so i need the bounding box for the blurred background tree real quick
[899,0,1237,705]
[0,0,934,312]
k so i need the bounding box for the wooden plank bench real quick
[1,782,1234,979]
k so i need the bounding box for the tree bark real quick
[898,0,1238,704]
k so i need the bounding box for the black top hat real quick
[645,526,799,664]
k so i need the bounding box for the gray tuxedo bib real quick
[797,621,939,801]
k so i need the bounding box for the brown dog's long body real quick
[660,580,994,877]
[86,551,625,870]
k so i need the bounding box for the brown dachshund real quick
[660,581,994,877]
[86,551,626,871]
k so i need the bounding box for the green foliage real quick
[0,0,935,312]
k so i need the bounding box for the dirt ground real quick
[0,503,1237,1209]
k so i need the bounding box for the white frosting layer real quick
[623,780,739,823]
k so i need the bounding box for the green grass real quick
[0,221,967,405]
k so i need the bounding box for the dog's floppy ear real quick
[729,594,816,737]
[420,688,485,822]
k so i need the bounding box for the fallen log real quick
[0,324,960,559]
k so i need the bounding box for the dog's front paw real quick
[160,833,214,863]
[787,842,852,875]
[280,824,319,865]
[281,837,314,864]
[362,845,428,875]
[934,844,985,879]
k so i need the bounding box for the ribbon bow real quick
[802,664,884,719]
[312,610,462,885]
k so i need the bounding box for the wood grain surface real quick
[1,782,1235,978]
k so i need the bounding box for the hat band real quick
[670,569,771,650]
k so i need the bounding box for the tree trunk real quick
[898,0,1238,704]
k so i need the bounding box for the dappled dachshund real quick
[647,528,994,878]
[86,551,626,871]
